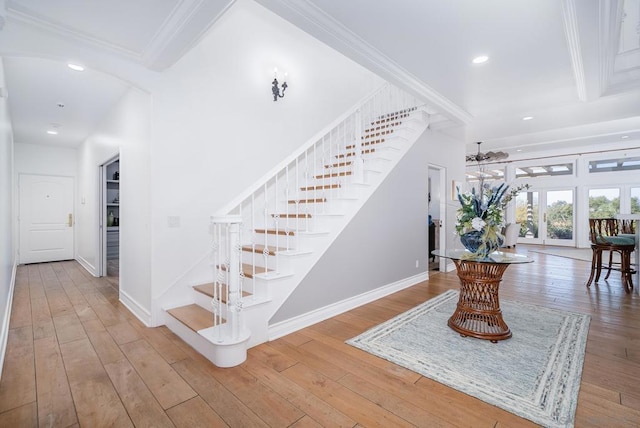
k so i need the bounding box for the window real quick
[631,187,640,214]
[515,191,539,238]
[589,156,640,173]
[588,188,620,218]
[515,163,573,178]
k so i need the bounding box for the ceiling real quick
[1,0,639,157]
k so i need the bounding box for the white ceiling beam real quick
[598,0,625,96]
[561,0,588,102]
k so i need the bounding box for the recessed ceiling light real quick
[47,130,58,135]
[472,55,489,64]
[516,149,523,152]
[522,116,534,121]
[621,135,629,139]
[67,63,85,72]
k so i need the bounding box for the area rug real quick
[346,290,590,428]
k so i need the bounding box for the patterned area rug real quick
[347,290,590,428]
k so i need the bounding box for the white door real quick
[19,174,74,263]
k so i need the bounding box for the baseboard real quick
[75,255,98,277]
[120,289,151,326]
[268,272,428,341]
[0,261,17,380]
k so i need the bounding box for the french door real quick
[515,188,575,246]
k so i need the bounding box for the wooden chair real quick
[586,218,635,293]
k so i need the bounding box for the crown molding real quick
[5,0,237,71]
[142,0,236,71]
[256,0,471,126]
[6,3,143,60]
[561,0,588,102]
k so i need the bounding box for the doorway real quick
[101,157,120,284]
[515,188,575,246]
[428,165,446,272]
[18,174,74,263]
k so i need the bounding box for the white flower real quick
[471,217,486,231]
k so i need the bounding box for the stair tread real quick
[167,304,216,332]
[300,184,340,191]
[241,244,288,255]
[219,263,273,278]
[255,228,296,236]
[193,283,251,302]
[314,172,351,179]
[271,213,312,218]
[346,139,385,150]
[288,198,327,204]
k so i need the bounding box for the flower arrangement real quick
[456,182,530,256]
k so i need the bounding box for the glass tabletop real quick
[431,249,533,264]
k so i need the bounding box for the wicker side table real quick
[449,259,511,342]
[432,249,533,343]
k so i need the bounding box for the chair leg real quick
[604,250,614,280]
[622,250,633,293]
[595,249,604,282]
[586,248,600,287]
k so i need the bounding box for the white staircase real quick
[162,84,431,367]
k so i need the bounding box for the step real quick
[241,244,287,256]
[193,283,251,302]
[287,198,327,204]
[255,228,296,236]
[299,184,341,191]
[362,129,395,140]
[346,138,385,150]
[324,161,352,169]
[271,213,312,219]
[336,147,379,158]
[364,121,402,133]
[314,171,351,179]
[167,304,217,332]
[219,263,273,278]
[371,113,410,125]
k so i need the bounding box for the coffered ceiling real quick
[0,0,639,156]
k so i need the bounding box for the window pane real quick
[547,190,573,240]
[632,187,640,215]
[588,188,620,218]
[515,191,539,238]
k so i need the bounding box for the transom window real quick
[589,156,640,173]
[515,163,573,178]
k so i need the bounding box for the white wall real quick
[14,143,77,176]
[272,128,464,323]
[0,57,15,376]
[148,0,384,302]
[76,87,152,322]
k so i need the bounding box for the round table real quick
[431,249,533,342]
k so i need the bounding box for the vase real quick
[460,229,502,257]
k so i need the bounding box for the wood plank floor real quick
[1,245,639,427]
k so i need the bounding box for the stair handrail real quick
[214,83,395,216]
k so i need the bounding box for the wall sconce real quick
[272,68,288,101]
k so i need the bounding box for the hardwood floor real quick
[0,245,639,427]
